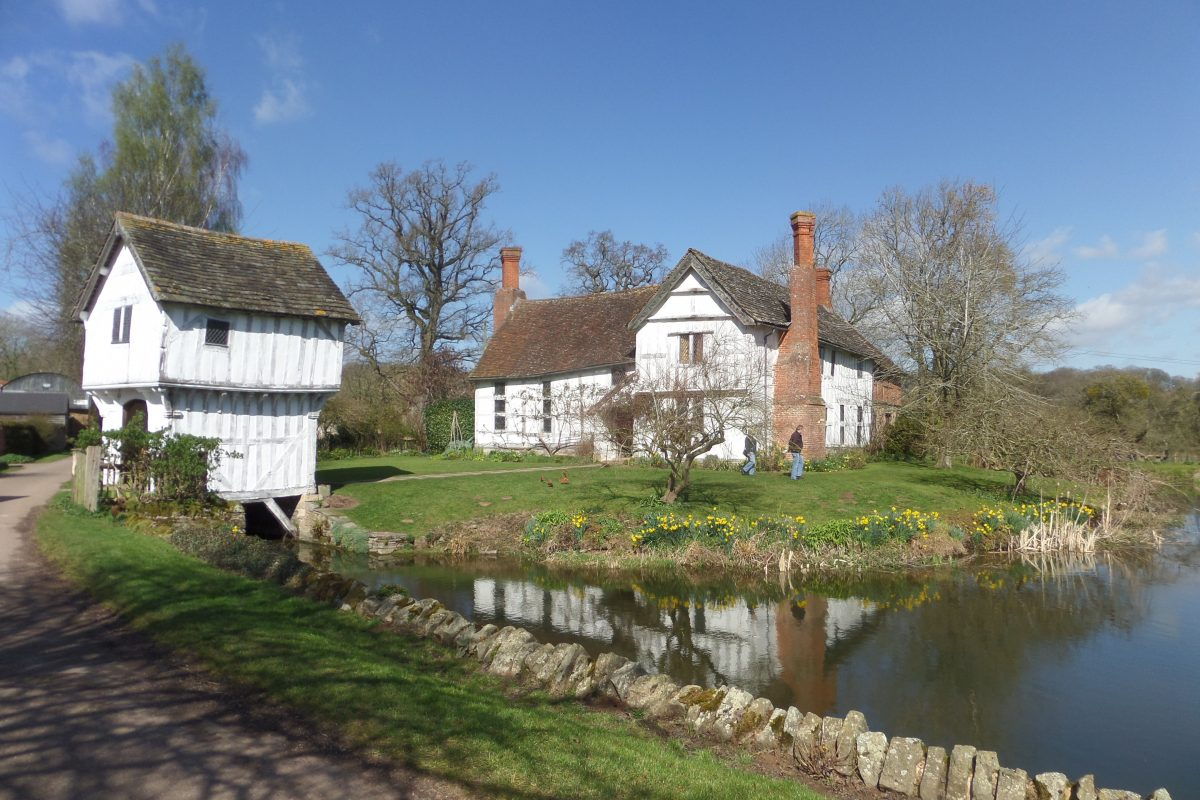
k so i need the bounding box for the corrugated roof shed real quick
[0,392,68,416]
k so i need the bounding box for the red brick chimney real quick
[815,267,833,309]
[494,246,526,330]
[771,211,827,456]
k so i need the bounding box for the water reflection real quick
[304,511,1200,797]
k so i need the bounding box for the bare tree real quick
[562,230,668,294]
[510,382,608,455]
[330,160,506,405]
[858,180,1074,465]
[752,202,881,325]
[608,331,769,502]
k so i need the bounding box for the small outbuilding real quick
[74,213,359,519]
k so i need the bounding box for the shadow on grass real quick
[315,465,409,487]
[903,464,1021,501]
[33,510,817,800]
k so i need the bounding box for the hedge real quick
[424,397,473,453]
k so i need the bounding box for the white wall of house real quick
[80,243,346,500]
[474,368,619,457]
[167,387,325,499]
[160,304,346,390]
[819,346,875,448]
[632,270,775,461]
[81,245,164,390]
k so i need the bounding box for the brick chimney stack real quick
[494,246,526,331]
[771,211,827,457]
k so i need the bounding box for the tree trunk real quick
[662,465,691,504]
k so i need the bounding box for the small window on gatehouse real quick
[111,305,132,344]
[205,319,230,347]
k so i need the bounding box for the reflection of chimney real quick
[772,211,827,455]
[494,246,526,330]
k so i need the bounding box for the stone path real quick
[0,458,477,800]
[378,462,604,483]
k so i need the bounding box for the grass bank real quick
[36,498,828,800]
[325,459,1057,534]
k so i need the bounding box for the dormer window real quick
[205,319,230,347]
[111,305,132,344]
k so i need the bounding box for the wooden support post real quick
[262,497,297,537]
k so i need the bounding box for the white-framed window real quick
[494,381,506,431]
[856,358,864,379]
[111,305,132,344]
[205,318,230,347]
[856,406,864,445]
[673,332,706,364]
[541,381,552,434]
[839,403,847,445]
[829,349,836,376]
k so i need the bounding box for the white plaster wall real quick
[161,304,346,391]
[474,368,616,456]
[819,347,875,448]
[81,245,165,390]
[632,270,774,461]
[167,387,325,499]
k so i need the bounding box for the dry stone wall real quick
[282,561,1174,800]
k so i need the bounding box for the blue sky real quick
[2,0,1198,375]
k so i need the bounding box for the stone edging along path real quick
[287,566,1172,800]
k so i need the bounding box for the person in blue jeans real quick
[741,434,757,476]
[788,425,804,479]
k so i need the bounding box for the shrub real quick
[170,521,304,584]
[523,510,571,546]
[2,422,48,456]
[0,453,35,465]
[854,508,941,544]
[424,397,474,454]
[802,519,858,548]
[876,411,925,461]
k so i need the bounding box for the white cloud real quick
[1025,226,1071,266]
[1073,230,1170,261]
[55,0,122,25]
[0,50,132,126]
[23,130,73,164]
[1067,266,1200,348]
[66,50,136,122]
[254,79,310,125]
[1128,229,1168,260]
[1074,234,1119,260]
[253,33,312,125]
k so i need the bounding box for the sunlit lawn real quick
[37,501,828,800]
[328,458,1069,534]
[315,452,589,486]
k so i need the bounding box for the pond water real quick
[308,511,1200,797]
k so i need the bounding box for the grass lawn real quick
[330,458,1065,534]
[316,452,590,486]
[36,500,827,800]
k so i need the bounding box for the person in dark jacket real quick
[741,434,757,476]
[787,425,805,479]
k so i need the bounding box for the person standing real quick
[741,434,758,476]
[787,425,805,480]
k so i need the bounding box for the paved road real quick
[0,459,475,800]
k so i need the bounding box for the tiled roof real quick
[632,249,901,376]
[472,286,658,380]
[76,213,359,322]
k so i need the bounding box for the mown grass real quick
[315,452,590,486]
[328,458,1068,535]
[36,499,827,800]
